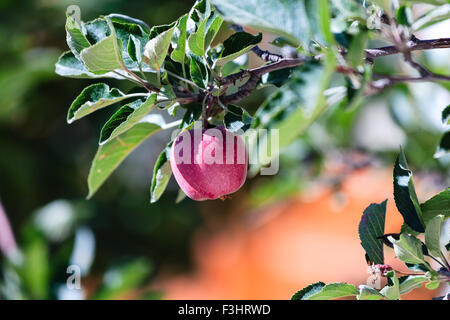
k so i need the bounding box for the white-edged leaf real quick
[99,94,158,145]
[67,83,136,123]
[292,282,358,300]
[150,145,172,203]
[380,270,400,300]
[215,32,262,65]
[143,27,175,71]
[211,0,310,48]
[80,19,124,74]
[357,285,384,300]
[65,14,91,58]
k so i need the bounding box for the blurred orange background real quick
[155,166,443,300]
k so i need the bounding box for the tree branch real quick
[370,73,450,92]
[364,37,450,60]
[174,36,450,109]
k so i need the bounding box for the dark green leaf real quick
[189,54,209,88]
[179,103,203,130]
[215,32,262,65]
[150,145,172,203]
[107,13,151,34]
[434,131,450,158]
[443,104,450,124]
[393,149,425,233]
[223,105,253,133]
[260,67,296,88]
[67,83,131,123]
[99,94,158,145]
[127,34,142,64]
[358,200,387,265]
[397,5,413,26]
[65,14,91,58]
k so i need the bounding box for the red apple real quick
[170,126,247,201]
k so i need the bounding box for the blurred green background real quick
[0,0,448,299]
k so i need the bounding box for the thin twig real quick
[364,38,450,60]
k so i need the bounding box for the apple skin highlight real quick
[170,126,247,201]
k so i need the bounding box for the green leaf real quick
[292,282,358,300]
[388,234,429,267]
[412,4,450,32]
[249,54,336,175]
[399,275,428,294]
[190,54,209,88]
[55,51,125,79]
[80,19,124,74]
[358,200,387,265]
[357,285,384,300]
[179,103,203,130]
[211,0,310,48]
[65,14,91,58]
[306,0,335,46]
[188,18,208,56]
[434,131,450,158]
[339,65,372,110]
[127,35,142,64]
[443,104,450,124]
[149,22,176,39]
[176,189,187,203]
[223,105,253,133]
[107,13,151,34]
[215,32,262,65]
[143,26,174,71]
[292,282,325,300]
[397,5,413,26]
[67,83,132,123]
[93,258,152,299]
[99,94,158,145]
[87,116,163,198]
[205,13,224,50]
[425,215,447,265]
[260,68,295,88]
[380,270,400,300]
[21,237,50,299]
[347,31,368,68]
[421,188,450,225]
[393,149,425,233]
[150,146,172,203]
[171,14,188,63]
